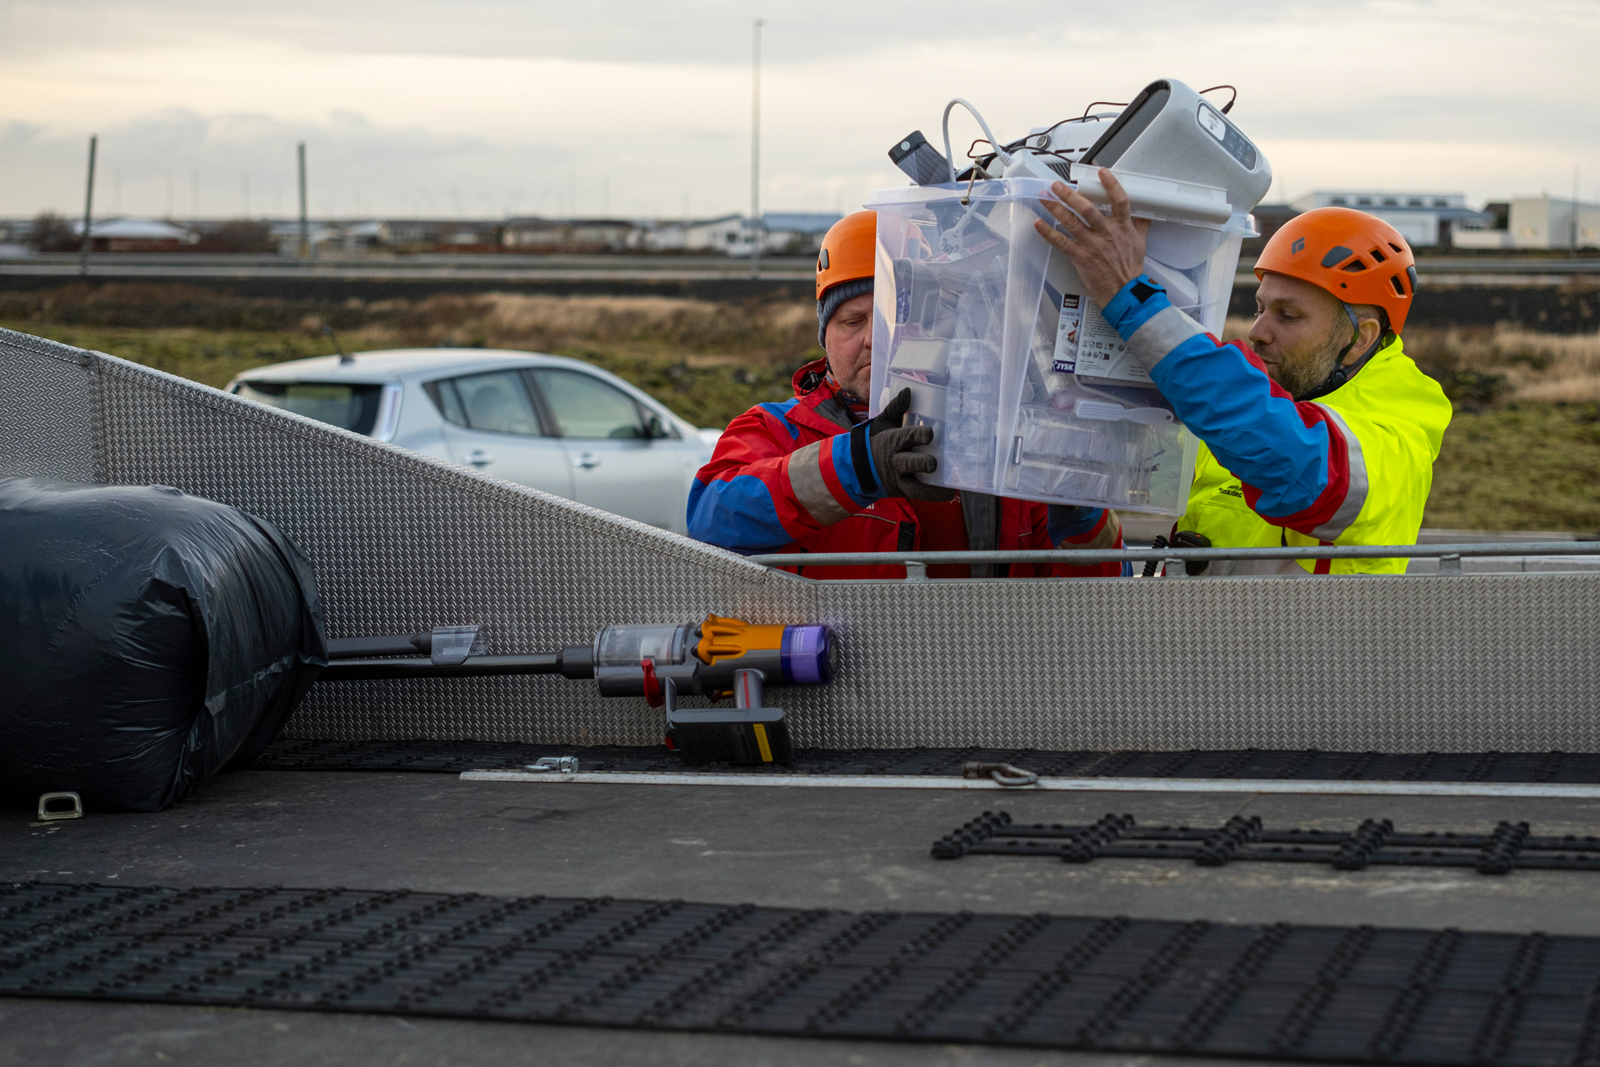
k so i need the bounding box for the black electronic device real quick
[888,130,951,186]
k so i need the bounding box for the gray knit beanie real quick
[816,277,874,348]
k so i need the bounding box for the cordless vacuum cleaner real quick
[318,615,833,765]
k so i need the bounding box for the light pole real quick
[78,135,97,277]
[298,142,310,260]
[750,18,763,281]
[1573,165,1581,257]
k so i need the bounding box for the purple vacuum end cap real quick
[780,625,831,685]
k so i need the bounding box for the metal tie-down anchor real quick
[37,792,83,821]
[525,757,579,774]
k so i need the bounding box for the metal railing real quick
[747,542,1600,580]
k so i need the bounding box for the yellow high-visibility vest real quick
[1176,336,1451,575]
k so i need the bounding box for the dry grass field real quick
[1222,317,1600,406]
[1,288,823,431]
[1222,316,1600,532]
[6,286,1598,533]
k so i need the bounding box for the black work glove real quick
[848,387,958,502]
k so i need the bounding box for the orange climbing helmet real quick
[815,210,876,300]
[1255,207,1418,334]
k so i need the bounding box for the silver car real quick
[228,349,719,534]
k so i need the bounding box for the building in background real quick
[1240,204,1299,257]
[643,214,742,254]
[268,219,342,255]
[379,219,501,252]
[383,219,445,248]
[502,218,639,253]
[338,220,390,252]
[1495,197,1600,250]
[72,218,198,252]
[3,210,847,258]
[643,215,747,254]
[643,213,839,256]
[0,218,39,255]
[1289,192,1492,248]
[435,221,503,253]
[758,213,841,256]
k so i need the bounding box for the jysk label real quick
[1052,295,1152,383]
[1051,293,1084,372]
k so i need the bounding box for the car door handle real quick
[467,449,494,467]
[572,452,600,470]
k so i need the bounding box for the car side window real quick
[530,369,647,439]
[425,371,543,436]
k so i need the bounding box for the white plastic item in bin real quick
[868,176,1254,516]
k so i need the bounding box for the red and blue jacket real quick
[686,359,1123,580]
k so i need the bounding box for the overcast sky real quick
[3,0,1597,219]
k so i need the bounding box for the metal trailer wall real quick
[2,327,1595,752]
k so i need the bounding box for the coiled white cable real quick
[941,98,1011,184]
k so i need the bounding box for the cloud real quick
[3,0,1312,63]
[2,0,1596,216]
[3,111,569,218]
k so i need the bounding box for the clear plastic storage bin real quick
[868,177,1253,516]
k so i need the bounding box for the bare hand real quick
[1033,169,1151,305]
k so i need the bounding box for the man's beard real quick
[1273,322,1349,400]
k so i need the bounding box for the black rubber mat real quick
[933,812,1600,874]
[252,738,1600,783]
[5,881,1600,1064]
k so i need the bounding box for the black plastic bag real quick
[0,479,328,812]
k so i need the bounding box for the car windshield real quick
[235,381,383,435]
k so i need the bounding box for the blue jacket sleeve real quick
[685,474,792,553]
[1100,276,1339,521]
[1046,505,1104,543]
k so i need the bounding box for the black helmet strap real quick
[1300,303,1391,401]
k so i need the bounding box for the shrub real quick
[29,212,77,253]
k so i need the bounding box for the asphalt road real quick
[3,252,1597,286]
[1,253,816,284]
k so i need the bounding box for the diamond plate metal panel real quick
[3,326,1598,752]
[782,576,1600,751]
[0,331,99,481]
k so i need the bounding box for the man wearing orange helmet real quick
[686,210,1123,579]
[1036,170,1451,575]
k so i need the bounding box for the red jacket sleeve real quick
[686,403,875,553]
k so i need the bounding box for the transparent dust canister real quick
[869,176,1254,516]
[594,623,694,667]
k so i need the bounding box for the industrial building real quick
[1452,196,1600,250]
[1289,191,1493,248]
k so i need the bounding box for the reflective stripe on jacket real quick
[1104,277,1451,575]
[686,358,1122,580]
